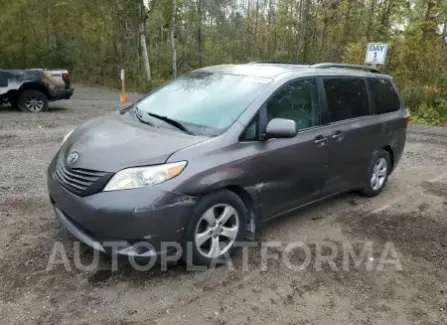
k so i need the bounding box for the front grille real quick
[53,152,111,197]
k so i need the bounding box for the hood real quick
[62,113,209,172]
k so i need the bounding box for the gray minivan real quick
[47,63,409,265]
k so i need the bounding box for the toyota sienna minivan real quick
[47,62,409,265]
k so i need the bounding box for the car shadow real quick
[0,104,69,113]
[0,104,18,112]
[80,191,364,287]
[47,105,69,112]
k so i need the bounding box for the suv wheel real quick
[360,149,391,197]
[18,90,48,113]
[184,190,247,266]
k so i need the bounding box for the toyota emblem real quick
[66,152,79,165]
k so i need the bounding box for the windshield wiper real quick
[134,104,154,126]
[147,113,195,135]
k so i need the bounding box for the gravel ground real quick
[0,84,446,325]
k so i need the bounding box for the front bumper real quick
[49,88,73,101]
[47,161,197,258]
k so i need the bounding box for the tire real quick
[359,149,391,197]
[7,94,18,109]
[183,190,248,267]
[18,90,48,113]
[10,98,18,109]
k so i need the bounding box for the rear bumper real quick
[390,128,407,173]
[47,158,197,258]
[49,88,73,100]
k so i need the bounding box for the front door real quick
[253,78,330,219]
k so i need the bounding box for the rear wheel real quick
[18,90,48,113]
[183,190,247,266]
[359,149,391,197]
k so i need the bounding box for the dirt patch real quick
[2,85,447,324]
[422,181,447,198]
[342,210,447,266]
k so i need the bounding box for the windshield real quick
[135,71,271,136]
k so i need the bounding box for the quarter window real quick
[241,115,259,141]
[323,78,369,122]
[267,78,321,130]
[369,78,401,114]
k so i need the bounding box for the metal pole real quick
[120,69,128,104]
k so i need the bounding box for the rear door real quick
[321,77,379,195]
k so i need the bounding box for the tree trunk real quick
[252,0,259,59]
[299,0,310,62]
[442,16,447,49]
[266,0,273,58]
[339,0,353,60]
[422,0,436,39]
[245,0,251,56]
[320,9,329,60]
[171,0,177,78]
[139,1,151,83]
[378,0,393,39]
[197,0,204,67]
[366,0,376,41]
[272,2,277,58]
[295,0,303,60]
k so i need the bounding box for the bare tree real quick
[197,0,204,67]
[339,0,353,60]
[139,0,151,82]
[171,0,177,78]
[296,0,310,61]
[366,0,376,41]
[442,15,447,49]
[253,0,259,59]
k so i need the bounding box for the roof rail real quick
[249,60,304,65]
[312,63,382,74]
[249,60,284,64]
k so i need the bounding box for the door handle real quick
[332,131,344,141]
[314,136,328,146]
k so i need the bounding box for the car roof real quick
[197,63,392,80]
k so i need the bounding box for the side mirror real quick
[264,118,297,139]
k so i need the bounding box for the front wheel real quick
[18,90,48,113]
[359,149,391,197]
[183,190,247,266]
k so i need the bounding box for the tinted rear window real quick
[369,78,401,114]
[323,78,369,122]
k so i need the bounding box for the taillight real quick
[62,73,70,89]
[404,114,410,126]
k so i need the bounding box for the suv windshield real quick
[135,71,271,136]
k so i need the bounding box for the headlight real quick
[103,161,187,192]
[62,130,74,145]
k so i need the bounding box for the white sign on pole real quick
[364,43,388,65]
[120,69,125,81]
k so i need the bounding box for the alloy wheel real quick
[25,96,44,112]
[370,157,388,191]
[194,204,240,258]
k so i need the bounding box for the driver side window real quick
[0,72,8,88]
[267,78,321,130]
